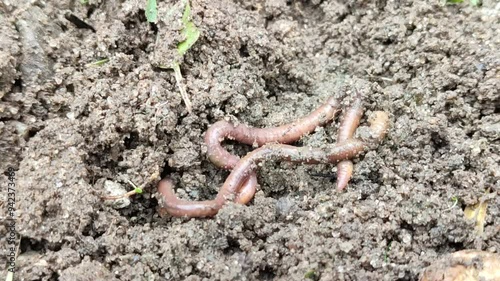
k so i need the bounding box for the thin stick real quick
[101,189,139,200]
[172,63,193,114]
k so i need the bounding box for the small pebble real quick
[339,241,354,253]
[480,122,500,140]
[103,180,130,209]
[12,121,29,139]
[275,197,297,219]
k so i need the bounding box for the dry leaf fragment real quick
[463,201,488,235]
[463,190,490,235]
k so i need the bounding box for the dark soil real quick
[1,0,499,280]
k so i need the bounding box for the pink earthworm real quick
[336,94,364,190]
[158,111,389,218]
[204,97,340,203]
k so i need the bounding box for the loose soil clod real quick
[420,250,500,281]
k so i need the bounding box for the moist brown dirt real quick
[1,0,499,280]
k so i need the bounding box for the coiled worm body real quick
[158,110,389,218]
[204,97,340,203]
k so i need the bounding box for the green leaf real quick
[177,1,200,56]
[304,270,317,280]
[470,0,480,6]
[134,187,143,194]
[182,0,191,23]
[80,0,89,4]
[145,0,158,23]
[446,0,464,3]
[384,241,392,262]
[86,58,109,67]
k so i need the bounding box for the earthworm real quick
[158,111,389,218]
[336,95,363,190]
[204,96,340,203]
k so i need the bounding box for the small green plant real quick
[102,179,144,200]
[80,0,89,4]
[101,172,159,201]
[153,0,200,113]
[444,196,459,211]
[169,0,199,114]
